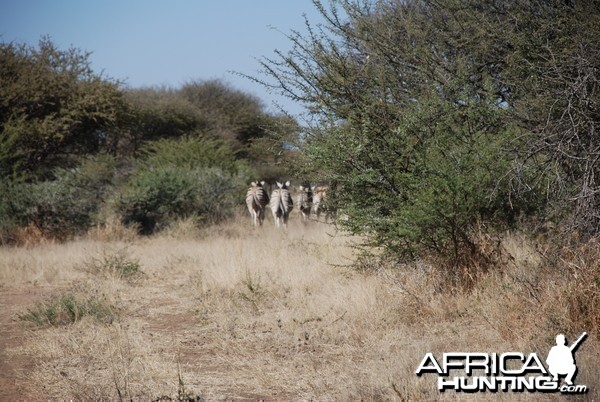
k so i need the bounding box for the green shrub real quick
[312,97,528,282]
[194,168,240,224]
[118,166,241,234]
[0,178,30,242]
[115,135,246,234]
[138,136,239,175]
[0,38,127,180]
[22,154,117,239]
[0,155,118,242]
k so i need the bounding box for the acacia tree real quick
[122,86,207,155]
[256,0,599,273]
[502,1,600,234]
[179,80,268,147]
[0,37,127,179]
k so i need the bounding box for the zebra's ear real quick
[260,181,265,186]
[299,185,304,191]
[276,181,283,188]
[311,185,316,191]
[285,180,291,187]
[251,181,257,186]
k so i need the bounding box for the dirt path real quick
[0,286,50,401]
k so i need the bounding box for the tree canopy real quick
[0,37,127,179]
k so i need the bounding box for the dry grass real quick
[86,215,139,243]
[1,218,598,400]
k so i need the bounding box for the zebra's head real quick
[276,181,291,189]
[298,185,312,197]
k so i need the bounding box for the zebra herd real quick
[245,181,329,228]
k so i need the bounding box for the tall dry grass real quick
[1,217,598,400]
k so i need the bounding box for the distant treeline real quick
[0,37,299,241]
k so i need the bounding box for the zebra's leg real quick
[301,208,309,222]
[283,213,289,228]
[258,209,264,226]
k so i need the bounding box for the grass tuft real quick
[237,270,266,312]
[79,248,144,282]
[19,292,117,326]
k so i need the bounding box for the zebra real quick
[293,185,312,221]
[311,184,329,221]
[270,181,294,228]
[246,181,270,227]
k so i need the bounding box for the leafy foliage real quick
[0,154,117,241]
[123,87,207,152]
[180,79,269,148]
[124,80,292,160]
[138,136,239,174]
[35,155,115,236]
[0,37,127,179]
[0,177,30,241]
[116,135,245,234]
[0,37,291,241]
[117,166,240,234]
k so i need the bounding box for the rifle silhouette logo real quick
[546,332,587,385]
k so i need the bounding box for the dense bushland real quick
[0,154,117,241]
[118,165,242,234]
[0,38,295,240]
[116,137,247,233]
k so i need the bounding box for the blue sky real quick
[0,0,326,116]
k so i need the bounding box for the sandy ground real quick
[0,286,51,400]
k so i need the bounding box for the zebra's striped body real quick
[270,181,294,228]
[311,185,329,221]
[294,185,312,221]
[246,181,270,227]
